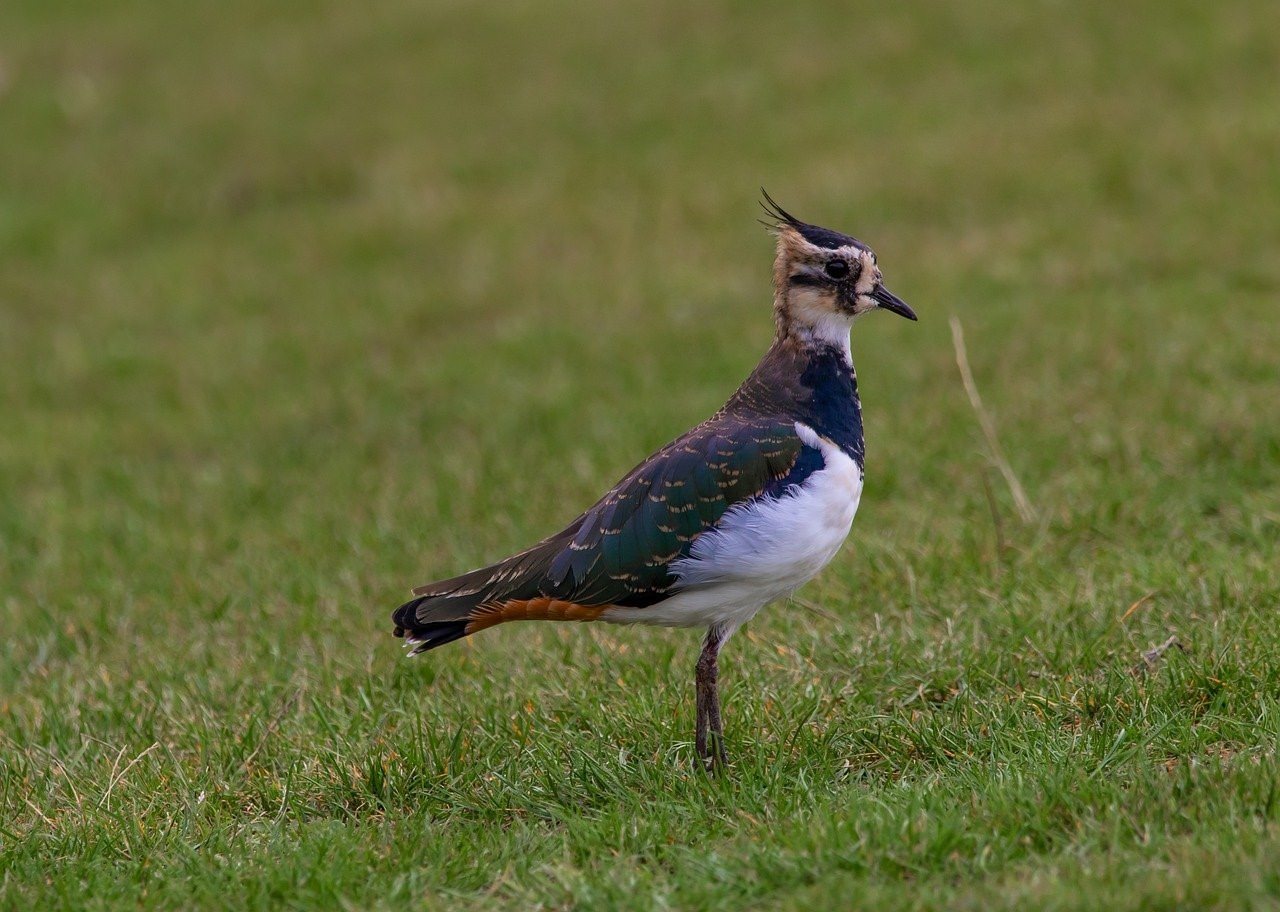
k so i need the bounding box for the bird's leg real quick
[695,624,730,772]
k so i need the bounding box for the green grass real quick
[2,0,1279,908]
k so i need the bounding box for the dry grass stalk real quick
[949,316,1036,524]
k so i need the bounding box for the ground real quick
[2,1,1279,909]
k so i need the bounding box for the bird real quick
[392,192,917,770]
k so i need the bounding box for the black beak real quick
[871,285,918,321]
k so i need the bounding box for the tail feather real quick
[393,527,582,654]
[393,618,470,655]
[392,591,485,655]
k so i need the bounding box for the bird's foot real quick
[698,735,728,775]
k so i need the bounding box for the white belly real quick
[603,423,862,632]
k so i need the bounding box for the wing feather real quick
[400,413,823,632]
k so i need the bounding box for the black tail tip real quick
[399,620,469,655]
[393,597,470,655]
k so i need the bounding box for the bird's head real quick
[762,191,917,344]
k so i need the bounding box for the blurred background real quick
[2,1,1278,907]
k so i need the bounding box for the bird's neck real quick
[784,313,855,365]
[731,329,865,466]
[789,332,864,466]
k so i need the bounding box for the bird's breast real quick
[668,424,863,594]
[600,423,863,631]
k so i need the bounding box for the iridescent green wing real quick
[542,415,817,607]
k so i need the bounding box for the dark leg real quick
[695,624,730,772]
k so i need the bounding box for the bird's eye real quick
[824,260,850,280]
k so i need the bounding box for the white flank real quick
[602,422,862,633]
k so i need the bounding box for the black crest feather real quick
[758,188,869,253]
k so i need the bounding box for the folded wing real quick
[393,414,822,652]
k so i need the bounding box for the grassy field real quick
[3,1,1279,908]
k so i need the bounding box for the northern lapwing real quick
[392,193,917,770]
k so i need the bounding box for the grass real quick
[2,0,1279,908]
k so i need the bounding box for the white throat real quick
[780,287,854,364]
[795,312,852,364]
